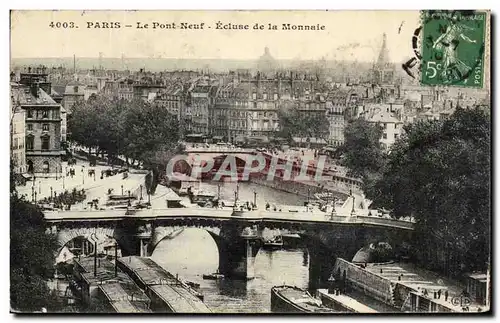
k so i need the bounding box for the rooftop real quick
[367,111,402,124]
[11,83,59,106]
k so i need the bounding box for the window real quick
[26,136,34,150]
[42,124,49,131]
[42,110,48,119]
[41,136,50,150]
[383,133,387,139]
[27,123,33,131]
[27,109,33,118]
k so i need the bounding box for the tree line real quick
[342,107,490,276]
[68,95,180,167]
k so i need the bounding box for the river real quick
[151,182,310,313]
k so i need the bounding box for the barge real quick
[271,285,336,313]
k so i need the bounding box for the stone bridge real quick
[45,208,414,288]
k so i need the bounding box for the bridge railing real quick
[43,207,414,230]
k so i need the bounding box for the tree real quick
[372,107,490,275]
[277,104,329,143]
[122,99,179,163]
[341,118,387,198]
[10,193,58,311]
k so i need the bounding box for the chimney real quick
[31,82,40,98]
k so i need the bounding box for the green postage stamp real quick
[420,10,487,88]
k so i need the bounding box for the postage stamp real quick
[420,10,487,88]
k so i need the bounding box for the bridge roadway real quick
[44,207,414,231]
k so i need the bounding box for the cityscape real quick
[10,10,491,314]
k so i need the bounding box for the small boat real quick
[202,272,224,280]
[271,285,336,313]
[263,236,283,250]
[186,281,201,289]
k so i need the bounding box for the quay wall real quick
[333,258,394,306]
[250,175,351,200]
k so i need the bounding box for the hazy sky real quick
[11,10,420,62]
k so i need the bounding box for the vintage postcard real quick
[9,10,491,314]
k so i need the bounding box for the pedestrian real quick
[433,291,437,299]
[437,289,441,299]
[445,290,449,301]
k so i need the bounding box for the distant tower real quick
[99,52,103,70]
[257,47,277,75]
[373,33,395,84]
[73,54,77,81]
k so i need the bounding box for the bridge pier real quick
[218,238,260,280]
[307,241,338,291]
[214,225,262,280]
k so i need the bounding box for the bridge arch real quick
[55,226,128,262]
[148,225,222,256]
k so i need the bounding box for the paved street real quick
[16,161,134,203]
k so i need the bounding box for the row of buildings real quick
[10,36,489,176]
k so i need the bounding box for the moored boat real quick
[271,285,336,313]
[202,272,224,280]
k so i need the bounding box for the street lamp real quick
[121,185,124,196]
[331,197,337,220]
[253,190,257,208]
[50,186,53,200]
[81,166,85,185]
